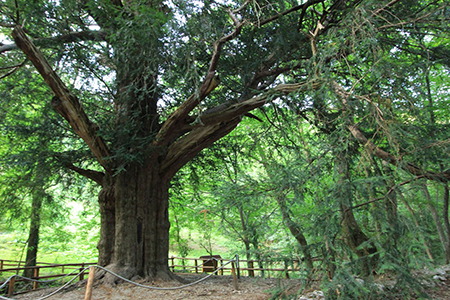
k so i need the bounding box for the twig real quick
[346,176,425,212]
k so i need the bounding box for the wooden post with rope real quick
[231,261,238,290]
[33,268,40,290]
[84,266,96,300]
[7,276,15,297]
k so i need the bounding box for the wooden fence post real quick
[231,262,238,290]
[8,276,15,297]
[194,259,198,274]
[0,259,3,270]
[249,260,254,277]
[33,268,39,290]
[236,255,240,279]
[84,266,96,300]
[170,257,175,272]
[79,263,85,281]
[220,259,223,275]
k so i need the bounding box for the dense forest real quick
[1,0,449,298]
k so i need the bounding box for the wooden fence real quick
[0,260,96,297]
[1,257,304,297]
[169,256,303,278]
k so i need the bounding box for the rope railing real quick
[0,255,240,300]
[0,267,85,300]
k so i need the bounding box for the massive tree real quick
[1,0,448,281]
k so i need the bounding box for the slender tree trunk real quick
[324,235,336,279]
[238,206,254,272]
[364,166,382,236]
[382,165,399,238]
[335,154,378,276]
[23,192,43,278]
[276,194,314,271]
[440,164,450,262]
[443,183,450,263]
[422,184,450,263]
[397,192,434,260]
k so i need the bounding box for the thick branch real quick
[63,163,105,186]
[12,26,112,172]
[153,75,221,147]
[1,30,106,54]
[161,80,321,178]
[188,80,322,129]
[161,117,241,180]
[154,11,245,147]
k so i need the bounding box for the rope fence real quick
[0,255,240,300]
[1,255,309,299]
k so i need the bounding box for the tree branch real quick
[12,26,112,172]
[161,117,242,180]
[161,80,322,178]
[63,163,105,186]
[0,30,106,54]
[260,1,322,27]
[189,80,322,129]
[331,81,450,183]
[0,59,26,80]
[154,10,245,147]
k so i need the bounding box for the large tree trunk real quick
[101,159,174,282]
[97,174,116,267]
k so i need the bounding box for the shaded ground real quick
[12,275,305,300]
[9,266,450,300]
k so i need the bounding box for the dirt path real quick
[9,266,450,300]
[12,275,305,300]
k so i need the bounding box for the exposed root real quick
[101,264,138,286]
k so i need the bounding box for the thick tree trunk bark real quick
[97,174,115,267]
[23,192,42,278]
[100,159,174,282]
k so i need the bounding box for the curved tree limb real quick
[161,117,241,180]
[0,30,106,54]
[161,80,322,177]
[191,80,322,128]
[347,125,450,182]
[63,163,105,186]
[154,9,246,147]
[12,26,112,173]
[331,81,450,183]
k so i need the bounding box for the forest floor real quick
[9,266,450,300]
[11,275,303,300]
